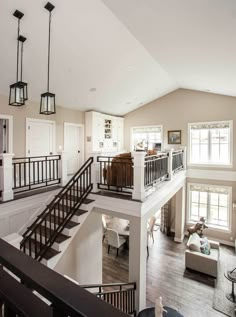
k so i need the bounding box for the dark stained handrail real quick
[81,282,136,316]
[0,239,129,317]
[20,157,93,261]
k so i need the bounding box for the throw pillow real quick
[200,237,211,255]
[200,242,211,255]
[188,233,201,252]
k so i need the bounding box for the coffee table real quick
[137,306,183,317]
[225,270,236,303]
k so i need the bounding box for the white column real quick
[174,184,186,243]
[129,216,147,312]
[58,151,68,187]
[0,153,14,201]
[181,146,187,170]
[166,149,173,180]
[89,151,102,193]
[132,151,146,201]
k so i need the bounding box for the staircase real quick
[20,157,94,265]
[81,282,137,316]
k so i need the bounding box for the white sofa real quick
[185,233,220,278]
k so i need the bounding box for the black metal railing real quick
[20,157,93,261]
[12,155,61,194]
[0,239,129,317]
[172,150,184,173]
[97,156,133,193]
[81,282,136,316]
[144,154,168,187]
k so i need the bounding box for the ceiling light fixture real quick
[40,2,56,115]
[9,10,27,106]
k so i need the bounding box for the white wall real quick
[0,189,59,238]
[54,211,103,285]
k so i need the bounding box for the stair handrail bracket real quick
[20,157,94,261]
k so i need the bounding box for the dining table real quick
[106,217,130,237]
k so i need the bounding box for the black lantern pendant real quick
[9,10,28,106]
[40,2,56,115]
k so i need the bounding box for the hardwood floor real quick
[102,230,235,317]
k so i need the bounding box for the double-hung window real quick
[131,126,163,151]
[188,121,232,166]
[188,183,231,231]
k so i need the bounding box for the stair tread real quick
[25,238,61,260]
[44,215,79,229]
[56,204,88,217]
[35,226,71,244]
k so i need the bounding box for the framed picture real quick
[168,130,181,144]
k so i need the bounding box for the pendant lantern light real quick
[9,10,28,106]
[40,2,56,115]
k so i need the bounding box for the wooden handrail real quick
[0,239,129,317]
[81,282,136,289]
[20,157,94,261]
[0,266,53,317]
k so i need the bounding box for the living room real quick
[1,1,236,316]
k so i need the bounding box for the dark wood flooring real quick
[103,230,235,317]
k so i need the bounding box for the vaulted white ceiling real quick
[0,0,235,115]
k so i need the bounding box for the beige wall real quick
[0,94,84,157]
[124,88,236,171]
[125,89,236,244]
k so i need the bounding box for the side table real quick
[224,270,236,303]
[137,306,183,317]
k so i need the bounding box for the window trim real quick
[130,125,163,152]
[187,182,232,233]
[187,120,233,168]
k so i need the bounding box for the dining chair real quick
[102,215,107,242]
[147,216,157,243]
[107,228,126,256]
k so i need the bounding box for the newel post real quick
[0,153,14,201]
[166,149,173,180]
[132,151,146,201]
[58,151,68,187]
[89,151,101,193]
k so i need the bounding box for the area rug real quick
[213,254,236,316]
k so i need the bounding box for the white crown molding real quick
[187,169,236,182]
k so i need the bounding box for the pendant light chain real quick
[47,11,52,92]
[16,19,20,83]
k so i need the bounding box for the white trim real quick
[187,120,233,167]
[130,125,163,152]
[64,122,85,165]
[0,114,13,153]
[187,182,232,233]
[26,118,56,157]
[174,235,185,243]
[187,169,236,182]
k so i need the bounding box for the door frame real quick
[0,114,13,153]
[64,122,85,165]
[26,118,56,157]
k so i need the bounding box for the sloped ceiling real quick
[0,0,235,115]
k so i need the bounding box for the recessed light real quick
[89,88,96,92]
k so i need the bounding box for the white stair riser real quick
[33,233,69,252]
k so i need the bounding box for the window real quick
[188,183,231,231]
[131,126,162,151]
[188,121,232,166]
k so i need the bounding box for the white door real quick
[26,119,55,156]
[64,123,84,175]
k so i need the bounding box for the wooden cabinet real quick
[85,111,124,157]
